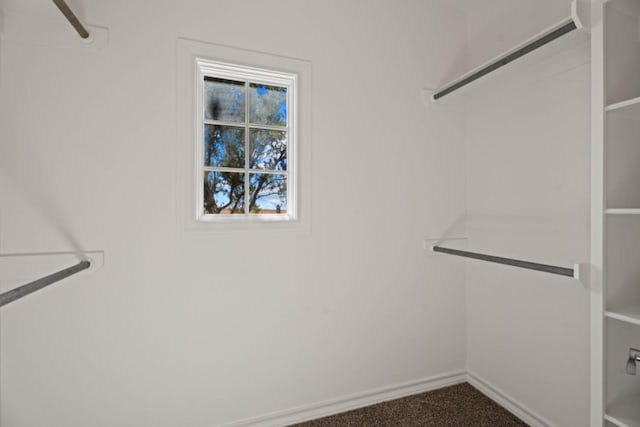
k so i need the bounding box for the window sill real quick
[185,215,307,233]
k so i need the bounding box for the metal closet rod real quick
[52,0,91,39]
[0,260,91,307]
[432,20,577,101]
[432,246,575,278]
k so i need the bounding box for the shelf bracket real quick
[572,0,591,33]
[573,263,590,287]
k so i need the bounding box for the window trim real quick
[177,38,311,233]
[196,60,296,221]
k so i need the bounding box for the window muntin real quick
[197,62,296,220]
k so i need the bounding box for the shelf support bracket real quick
[572,0,591,33]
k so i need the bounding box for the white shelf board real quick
[606,96,640,112]
[0,251,104,281]
[606,398,640,427]
[606,209,640,215]
[606,97,640,118]
[606,306,640,326]
[431,14,588,101]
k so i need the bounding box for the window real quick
[197,61,295,220]
[178,39,310,232]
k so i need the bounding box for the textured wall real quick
[461,2,591,425]
[0,1,467,426]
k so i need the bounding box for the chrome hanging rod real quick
[432,246,575,278]
[0,260,91,307]
[52,0,91,39]
[432,19,577,101]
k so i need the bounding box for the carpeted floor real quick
[289,383,527,426]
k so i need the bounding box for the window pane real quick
[249,173,287,215]
[249,83,287,126]
[204,125,245,168]
[204,171,245,214]
[204,77,245,122]
[250,129,287,171]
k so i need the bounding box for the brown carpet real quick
[289,383,527,427]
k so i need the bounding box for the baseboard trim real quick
[216,370,467,427]
[466,370,556,427]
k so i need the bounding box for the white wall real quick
[459,2,592,426]
[0,1,468,426]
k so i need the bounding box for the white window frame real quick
[177,39,311,233]
[196,60,296,221]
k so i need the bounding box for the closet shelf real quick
[606,209,640,215]
[0,251,104,281]
[0,251,104,307]
[431,0,589,101]
[606,306,640,327]
[605,399,640,427]
[606,96,640,114]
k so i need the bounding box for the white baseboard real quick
[215,369,559,427]
[466,370,556,427]
[216,370,467,427]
